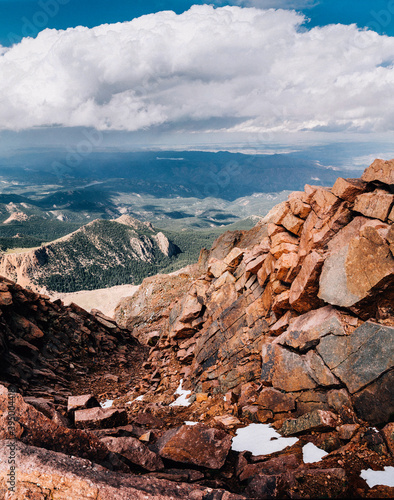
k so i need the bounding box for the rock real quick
[261,344,317,392]
[289,251,325,313]
[288,191,312,219]
[208,258,230,278]
[327,389,353,412]
[241,405,273,423]
[276,306,346,352]
[316,321,394,394]
[67,394,101,413]
[257,253,276,286]
[213,414,241,428]
[239,454,300,481]
[280,409,338,436]
[0,386,109,464]
[196,392,209,402]
[337,424,359,441]
[245,254,267,274]
[318,221,394,308]
[352,370,394,426]
[331,177,367,202]
[361,158,394,185]
[244,474,279,499]
[157,424,232,469]
[281,212,305,236]
[178,293,203,323]
[274,252,299,283]
[0,291,12,306]
[223,247,244,267]
[74,407,128,429]
[0,440,241,500]
[381,422,394,455]
[256,388,295,413]
[101,436,164,471]
[353,190,394,221]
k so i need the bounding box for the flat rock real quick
[316,321,394,394]
[74,407,128,429]
[157,424,232,469]
[331,177,367,202]
[256,388,295,413]
[68,394,100,413]
[280,409,338,436]
[101,436,164,471]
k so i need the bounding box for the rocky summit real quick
[1,159,394,499]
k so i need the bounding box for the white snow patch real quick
[185,421,199,426]
[360,467,394,488]
[170,379,192,407]
[302,442,328,463]
[231,423,298,456]
[135,395,145,401]
[100,399,113,409]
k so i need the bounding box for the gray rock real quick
[317,321,394,394]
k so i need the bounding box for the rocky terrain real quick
[0,159,393,499]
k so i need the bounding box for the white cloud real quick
[0,4,394,136]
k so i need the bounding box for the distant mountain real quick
[0,216,180,293]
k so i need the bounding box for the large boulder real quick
[318,220,394,308]
[157,424,232,469]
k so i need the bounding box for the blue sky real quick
[0,0,393,152]
[1,0,394,46]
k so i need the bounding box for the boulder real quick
[280,410,338,436]
[361,158,394,185]
[256,388,296,413]
[318,221,394,308]
[353,190,393,221]
[281,212,304,236]
[281,468,348,499]
[239,454,300,481]
[101,436,164,471]
[74,407,128,429]
[157,424,232,469]
[331,177,367,202]
[223,247,244,267]
[316,321,394,394]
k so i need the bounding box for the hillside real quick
[0,216,181,293]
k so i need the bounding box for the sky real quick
[0,0,394,152]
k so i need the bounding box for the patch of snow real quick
[231,423,298,456]
[302,442,328,463]
[100,399,113,409]
[170,379,192,407]
[185,421,198,426]
[135,395,145,401]
[360,467,394,488]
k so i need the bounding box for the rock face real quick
[128,158,393,430]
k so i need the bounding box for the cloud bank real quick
[1,4,394,136]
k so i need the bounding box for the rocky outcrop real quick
[129,159,393,429]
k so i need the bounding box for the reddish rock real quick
[361,158,394,185]
[223,247,244,267]
[337,423,360,441]
[257,253,276,286]
[157,424,232,469]
[281,212,305,236]
[269,310,295,336]
[67,394,100,413]
[288,191,312,219]
[101,436,164,471]
[277,306,346,352]
[353,190,393,221]
[239,454,300,481]
[281,468,348,498]
[272,290,290,314]
[381,422,394,455]
[245,254,267,274]
[0,291,12,306]
[261,343,317,392]
[318,219,393,308]
[289,251,324,313]
[274,252,299,282]
[207,258,230,278]
[280,409,338,436]
[74,407,127,429]
[331,177,367,202]
[257,388,295,413]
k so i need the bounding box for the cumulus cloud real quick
[0,4,394,136]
